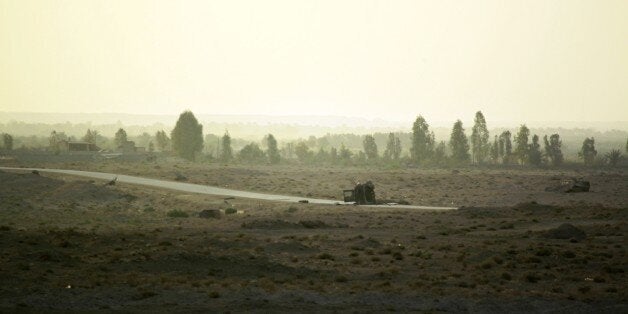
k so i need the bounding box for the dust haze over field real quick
[1,0,627,312]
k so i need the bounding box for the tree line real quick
[1,110,626,168]
[157,111,626,168]
[407,112,624,167]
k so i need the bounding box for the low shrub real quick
[225,207,237,215]
[318,253,334,260]
[167,210,188,218]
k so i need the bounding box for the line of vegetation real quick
[1,110,626,168]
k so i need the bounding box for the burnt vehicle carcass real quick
[343,181,376,205]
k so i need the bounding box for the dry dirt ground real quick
[7,159,628,208]
[0,161,626,312]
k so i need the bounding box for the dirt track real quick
[0,167,457,211]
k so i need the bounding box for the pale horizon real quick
[2,0,627,122]
[2,111,627,133]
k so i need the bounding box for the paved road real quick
[0,167,457,211]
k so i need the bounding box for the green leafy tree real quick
[266,134,281,164]
[2,133,13,151]
[294,142,312,162]
[433,141,447,164]
[82,129,99,144]
[49,131,59,150]
[306,136,317,148]
[383,132,402,161]
[220,131,233,162]
[411,116,434,164]
[490,135,499,164]
[114,128,128,148]
[315,148,329,163]
[498,131,512,165]
[329,147,338,162]
[470,111,490,164]
[171,111,203,161]
[543,134,563,166]
[339,144,353,161]
[317,137,330,150]
[355,151,367,163]
[362,135,378,160]
[49,130,67,154]
[155,130,171,151]
[514,125,530,165]
[449,120,470,163]
[203,134,220,156]
[528,134,542,166]
[394,136,401,160]
[281,142,294,159]
[238,143,265,162]
[428,131,435,159]
[578,137,597,166]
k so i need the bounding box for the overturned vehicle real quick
[343,181,376,205]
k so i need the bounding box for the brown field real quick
[0,160,626,312]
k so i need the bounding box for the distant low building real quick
[117,140,145,153]
[58,140,100,152]
[117,140,136,153]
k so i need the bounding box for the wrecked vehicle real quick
[343,181,376,204]
[545,179,590,193]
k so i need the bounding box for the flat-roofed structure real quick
[58,141,100,152]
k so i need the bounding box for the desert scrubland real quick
[0,160,625,312]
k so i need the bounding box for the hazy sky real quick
[1,0,627,123]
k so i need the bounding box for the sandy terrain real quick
[6,159,628,208]
[0,161,626,312]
